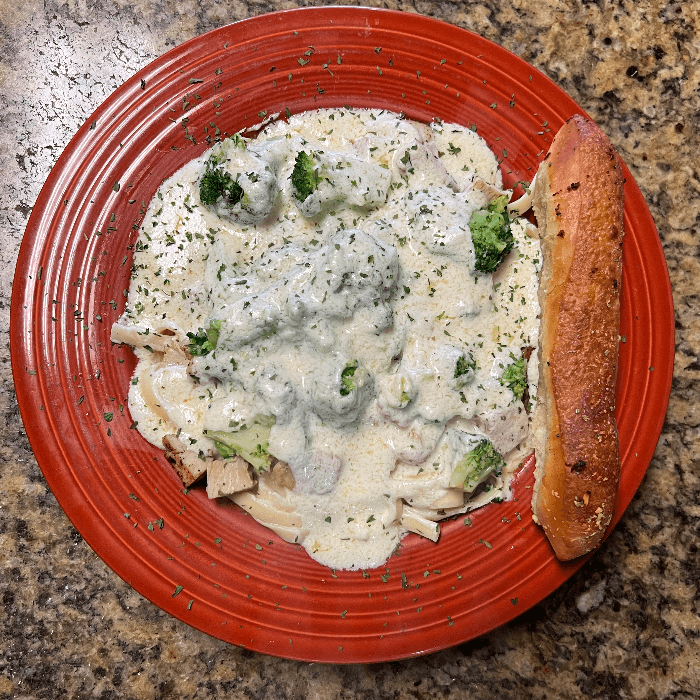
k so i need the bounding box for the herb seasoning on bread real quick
[531,114,625,560]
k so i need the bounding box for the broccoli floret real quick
[206,415,276,473]
[198,135,278,224]
[339,360,358,396]
[500,354,527,401]
[186,320,222,356]
[199,164,244,207]
[470,194,515,273]
[453,351,476,389]
[291,151,320,202]
[455,352,476,379]
[292,150,391,217]
[449,439,506,491]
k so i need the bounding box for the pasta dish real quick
[111,108,540,570]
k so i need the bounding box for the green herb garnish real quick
[340,360,358,396]
[186,320,221,356]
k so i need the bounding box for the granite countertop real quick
[1,0,698,697]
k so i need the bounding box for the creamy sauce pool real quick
[113,108,541,570]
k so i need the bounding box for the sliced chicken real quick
[473,403,529,457]
[162,434,209,487]
[206,456,255,498]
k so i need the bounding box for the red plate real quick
[11,7,673,662]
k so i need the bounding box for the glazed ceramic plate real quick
[11,8,673,662]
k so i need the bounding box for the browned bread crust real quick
[531,114,625,561]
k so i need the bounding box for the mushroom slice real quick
[263,460,296,493]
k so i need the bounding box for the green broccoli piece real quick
[291,151,320,202]
[339,360,358,396]
[500,355,527,401]
[455,352,476,379]
[470,194,515,273]
[206,415,276,473]
[449,439,506,491]
[186,320,221,356]
[199,163,244,207]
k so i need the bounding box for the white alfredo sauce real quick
[113,108,541,570]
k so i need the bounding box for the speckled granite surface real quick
[1,0,698,697]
